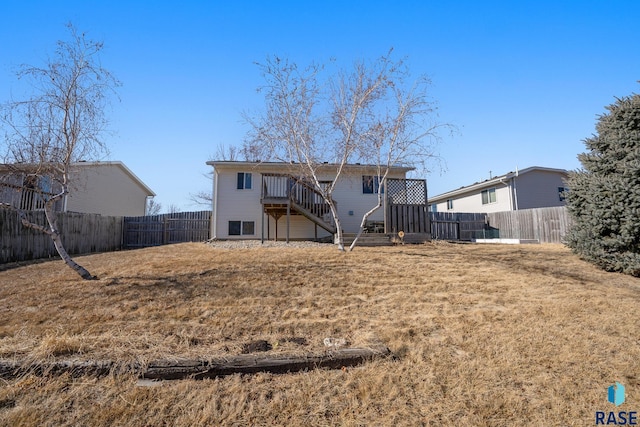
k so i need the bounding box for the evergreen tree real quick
[566,92,640,276]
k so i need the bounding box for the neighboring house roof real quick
[428,166,568,203]
[206,160,414,174]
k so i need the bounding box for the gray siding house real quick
[428,166,569,213]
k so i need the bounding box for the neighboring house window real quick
[362,175,383,194]
[558,187,569,202]
[430,204,437,212]
[446,199,453,210]
[481,188,497,205]
[229,221,255,236]
[237,172,252,190]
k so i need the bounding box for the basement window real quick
[229,221,255,236]
[481,188,497,205]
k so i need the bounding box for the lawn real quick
[0,241,639,426]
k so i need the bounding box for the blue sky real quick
[2,1,639,211]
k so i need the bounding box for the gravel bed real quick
[205,239,334,249]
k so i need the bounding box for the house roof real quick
[428,166,568,203]
[206,160,414,174]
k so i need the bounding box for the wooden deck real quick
[261,174,336,238]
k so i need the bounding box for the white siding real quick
[326,172,406,232]
[211,164,408,239]
[433,185,512,213]
[213,169,265,239]
[65,164,151,216]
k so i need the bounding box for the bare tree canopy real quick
[146,198,162,215]
[0,23,120,280]
[244,50,451,250]
[190,144,241,207]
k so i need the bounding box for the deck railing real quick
[0,183,57,211]
[261,173,335,227]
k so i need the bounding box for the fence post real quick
[163,216,169,245]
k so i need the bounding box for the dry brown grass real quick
[0,242,639,426]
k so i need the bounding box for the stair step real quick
[340,233,393,247]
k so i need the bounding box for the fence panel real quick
[387,204,430,234]
[123,211,211,248]
[1,210,123,264]
[430,212,488,241]
[386,179,430,235]
[486,206,570,243]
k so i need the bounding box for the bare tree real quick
[189,189,213,207]
[167,204,181,214]
[0,24,120,280]
[190,144,241,207]
[347,71,448,250]
[146,198,162,215]
[244,51,449,251]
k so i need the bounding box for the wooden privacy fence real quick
[430,212,488,241]
[2,210,212,264]
[387,204,430,234]
[486,206,570,243]
[1,210,123,264]
[429,207,571,243]
[123,211,211,249]
[385,178,430,234]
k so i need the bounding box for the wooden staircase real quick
[261,174,337,234]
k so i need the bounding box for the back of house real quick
[207,161,414,241]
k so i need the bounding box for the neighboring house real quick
[206,161,427,240]
[428,166,569,213]
[0,161,155,216]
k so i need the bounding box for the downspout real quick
[498,177,513,211]
[512,171,519,210]
[211,167,219,239]
[498,168,519,211]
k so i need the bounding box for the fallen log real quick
[143,345,392,380]
[0,345,392,381]
[0,359,135,379]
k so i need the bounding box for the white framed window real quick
[229,221,255,236]
[362,175,384,194]
[558,187,569,202]
[236,172,252,190]
[446,199,453,210]
[481,188,497,205]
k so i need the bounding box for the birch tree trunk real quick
[349,201,383,251]
[9,203,97,280]
[327,200,345,251]
[43,205,97,280]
